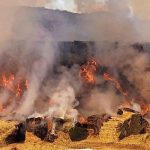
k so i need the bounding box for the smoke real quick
[74,0,150,115]
[0,2,80,119]
[47,75,78,120]
[0,0,81,119]
[80,88,123,116]
[1,0,150,121]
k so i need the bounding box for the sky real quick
[0,0,150,20]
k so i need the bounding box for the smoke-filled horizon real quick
[0,0,150,121]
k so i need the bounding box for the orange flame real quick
[80,58,150,115]
[2,73,15,92]
[121,100,132,108]
[78,115,87,124]
[80,58,97,84]
[140,102,150,115]
[120,100,150,115]
[103,72,128,96]
[0,103,3,112]
[1,72,28,98]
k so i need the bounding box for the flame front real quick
[79,58,150,115]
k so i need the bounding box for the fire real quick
[79,58,128,97]
[2,73,14,92]
[78,115,87,124]
[80,58,150,115]
[0,103,3,112]
[103,72,128,96]
[140,102,150,115]
[121,100,132,108]
[0,72,28,98]
[120,100,150,115]
[80,58,97,84]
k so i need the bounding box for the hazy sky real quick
[131,0,150,19]
[0,0,150,19]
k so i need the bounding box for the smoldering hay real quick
[0,0,150,120]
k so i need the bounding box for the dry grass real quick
[1,120,150,150]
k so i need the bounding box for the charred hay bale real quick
[99,109,149,143]
[26,117,50,141]
[5,123,26,144]
[44,133,58,143]
[33,123,48,140]
[26,117,43,132]
[69,122,88,141]
[87,114,111,135]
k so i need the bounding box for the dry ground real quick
[0,120,150,150]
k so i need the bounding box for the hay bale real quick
[87,114,111,135]
[69,123,88,141]
[5,123,26,144]
[0,120,25,145]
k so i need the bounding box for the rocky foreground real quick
[1,109,150,150]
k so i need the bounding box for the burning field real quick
[1,41,150,150]
[1,0,150,150]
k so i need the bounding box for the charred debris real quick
[4,108,149,144]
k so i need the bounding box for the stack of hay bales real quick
[99,109,149,143]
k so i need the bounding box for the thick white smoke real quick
[47,76,78,120]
